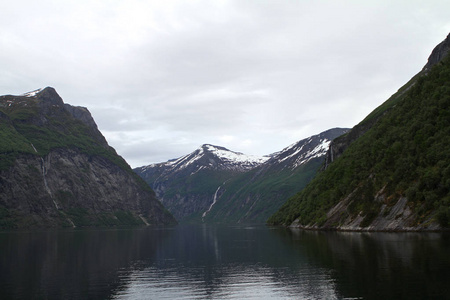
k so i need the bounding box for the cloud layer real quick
[1,1,449,167]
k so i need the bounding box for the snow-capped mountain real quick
[138,144,268,176]
[200,128,349,223]
[267,128,349,171]
[134,144,269,222]
[134,128,348,223]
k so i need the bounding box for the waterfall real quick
[40,155,76,227]
[40,157,59,210]
[202,183,224,220]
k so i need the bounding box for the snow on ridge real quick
[308,139,330,157]
[205,145,268,165]
[21,88,43,98]
[272,136,331,169]
[277,144,305,164]
[291,138,331,169]
[167,150,202,170]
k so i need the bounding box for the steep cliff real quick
[0,87,176,228]
[268,33,450,231]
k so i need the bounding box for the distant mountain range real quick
[135,128,348,223]
[268,33,450,231]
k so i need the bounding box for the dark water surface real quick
[0,225,449,299]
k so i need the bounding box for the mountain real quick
[134,144,268,222]
[0,87,176,228]
[139,144,268,176]
[268,33,450,231]
[201,128,349,224]
[135,128,348,223]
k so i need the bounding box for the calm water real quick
[0,225,449,300]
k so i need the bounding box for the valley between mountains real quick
[1,33,449,231]
[134,128,348,224]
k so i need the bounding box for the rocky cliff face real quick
[0,87,176,228]
[423,33,450,71]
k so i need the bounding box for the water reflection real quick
[1,225,448,299]
[112,225,340,299]
[0,227,171,299]
[281,229,450,300]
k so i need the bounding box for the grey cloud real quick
[1,0,449,167]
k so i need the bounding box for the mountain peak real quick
[198,144,268,169]
[201,144,228,151]
[19,87,64,106]
[35,87,64,106]
[139,144,268,175]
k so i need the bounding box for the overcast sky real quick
[1,1,449,167]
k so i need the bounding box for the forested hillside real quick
[268,35,450,230]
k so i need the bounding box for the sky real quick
[1,1,449,168]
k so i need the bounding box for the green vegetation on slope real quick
[203,157,324,223]
[0,95,153,193]
[268,55,450,228]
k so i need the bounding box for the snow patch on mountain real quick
[272,135,334,170]
[166,150,203,170]
[291,138,331,169]
[203,144,269,166]
[21,88,43,98]
[278,142,306,164]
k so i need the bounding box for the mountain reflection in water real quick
[0,225,448,299]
